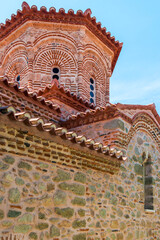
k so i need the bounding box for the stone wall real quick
[0,124,160,239]
[70,117,130,151]
[71,112,160,153]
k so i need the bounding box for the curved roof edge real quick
[38,83,95,111]
[0,106,127,165]
[61,102,160,129]
[0,77,61,114]
[0,1,123,73]
[116,103,160,125]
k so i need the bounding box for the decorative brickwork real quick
[38,83,94,119]
[0,2,160,239]
[0,78,61,123]
[0,2,122,106]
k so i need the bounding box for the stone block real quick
[53,169,71,182]
[18,213,33,224]
[29,232,38,240]
[59,182,85,195]
[73,233,86,240]
[8,188,21,203]
[1,220,13,228]
[71,197,86,206]
[134,164,143,175]
[72,219,86,228]
[53,190,66,205]
[50,225,60,237]
[18,161,32,170]
[8,210,21,218]
[74,172,86,183]
[55,207,74,219]
[36,223,49,230]
[0,209,4,219]
[2,155,15,164]
[78,209,85,217]
[13,224,32,233]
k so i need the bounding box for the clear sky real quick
[0,0,160,113]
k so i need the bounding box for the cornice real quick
[38,83,95,112]
[0,106,127,167]
[0,77,61,116]
[0,2,123,73]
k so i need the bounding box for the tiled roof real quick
[61,104,120,128]
[0,2,122,73]
[0,106,127,163]
[38,83,95,112]
[116,103,160,125]
[0,77,61,114]
[61,102,160,129]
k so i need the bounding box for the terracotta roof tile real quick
[38,83,95,111]
[116,103,160,125]
[0,2,123,73]
[0,106,126,162]
[61,103,119,128]
[61,102,160,129]
[0,77,61,114]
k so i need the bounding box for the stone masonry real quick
[0,2,160,240]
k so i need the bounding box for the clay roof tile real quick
[0,106,127,163]
[0,2,122,73]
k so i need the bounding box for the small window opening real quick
[51,67,60,86]
[143,153,154,210]
[17,75,20,81]
[52,75,59,80]
[16,75,20,88]
[90,78,95,104]
[53,68,59,74]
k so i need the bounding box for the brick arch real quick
[126,113,160,152]
[1,40,27,67]
[33,43,78,90]
[33,32,78,53]
[34,45,77,75]
[4,51,28,87]
[34,42,77,71]
[82,57,106,84]
[81,50,107,106]
[84,44,111,71]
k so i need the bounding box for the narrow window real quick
[143,154,154,210]
[90,78,96,104]
[16,75,20,88]
[52,67,60,85]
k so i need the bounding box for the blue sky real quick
[0,0,160,113]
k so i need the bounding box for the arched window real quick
[143,153,154,210]
[90,78,96,104]
[16,75,20,88]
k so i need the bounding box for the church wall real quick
[0,22,112,106]
[0,84,60,123]
[70,117,130,150]
[0,122,160,239]
[46,98,80,120]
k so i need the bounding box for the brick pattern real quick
[0,111,124,172]
[69,109,160,153]
[0,86,60,123]
[0,3,160,240]
[0,2,122,73]
[0,23,112,106]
